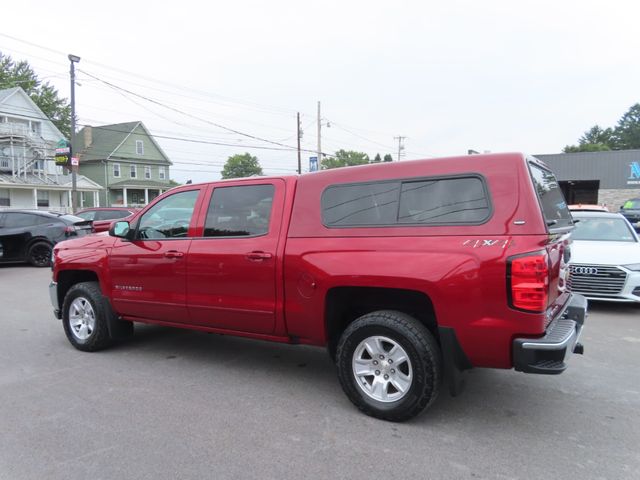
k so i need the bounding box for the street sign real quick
[54,139,71,167]
[309,156,318,172]
[71,157,79,167]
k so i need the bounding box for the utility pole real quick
[68,54,80,213]
[297,112,302,174]
[317,101,321,169]
[394,136,406,161]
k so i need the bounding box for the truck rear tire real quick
[336,310,441,422]
[62,281,114,352]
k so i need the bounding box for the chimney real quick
[83,126,92,148]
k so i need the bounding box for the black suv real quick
[0,210,92,267]
[620,198,640,231]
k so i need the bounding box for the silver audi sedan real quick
[568,211,640,303]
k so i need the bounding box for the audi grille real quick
[567,263,627,297]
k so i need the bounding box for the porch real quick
[0,173,103,213]
[106,180,172,208]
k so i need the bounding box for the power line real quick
[0,108,299,153]
[0,33,300,117]
[0,108,301,174]
[3,35,413,152]
[79,74,295,136]
[77,69,335,158]
[3,37,411,160]
[329,122,397,151]
[3,38,410,160]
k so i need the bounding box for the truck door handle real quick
[164,250,184,258]
[246,251,273,261]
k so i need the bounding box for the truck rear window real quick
[528,162,573,229]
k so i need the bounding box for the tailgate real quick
[526,159,575,313]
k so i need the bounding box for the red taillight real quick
[508,253,549,312]
[64,225,77,236]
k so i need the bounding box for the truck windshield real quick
[528,161,573,229]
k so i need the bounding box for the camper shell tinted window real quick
[321,175,491,227]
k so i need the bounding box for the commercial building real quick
[536,150,640,209]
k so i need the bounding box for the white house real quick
[0,87,102,212]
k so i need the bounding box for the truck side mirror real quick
[110,221,131,239]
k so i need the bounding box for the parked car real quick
[75,207,138,233]
[50,152,587,421]
[0,210,92,267]
[619,198,640,231]
[568,211,640,302]
[568,204,609,212]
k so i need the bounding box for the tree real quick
[372,153,382,163]
[580,125,614,146]
[321,149,370,169]
[0,51,71,138]
[612,103,640,149]
[383,154,393,162]
[563,142,611,153]
[563,125,614,153]
[563,104,640,152]
[221,153,263,179]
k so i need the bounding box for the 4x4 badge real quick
[463,239,513,249]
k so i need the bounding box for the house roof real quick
[0,172,103,190]
[0,87,65,140]
[75,121,172,165]
[0,87,20,103]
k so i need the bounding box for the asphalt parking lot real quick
[0,265,639,480]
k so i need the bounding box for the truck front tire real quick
[62,281,115,352]
[336,310,442,422]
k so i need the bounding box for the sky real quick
[2,0,639,183]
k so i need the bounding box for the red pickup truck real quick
[49,152,586,421]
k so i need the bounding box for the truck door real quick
[109,188,203,323]
[186,180,284,334]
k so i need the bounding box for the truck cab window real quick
[136,190,199,239]
[204,184,275,237]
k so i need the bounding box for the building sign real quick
[54,139,71,167]
[628,162,640,185]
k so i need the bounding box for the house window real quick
[144,166,151,179]
[37,190,49,207]
[113,163,121,178]
[0,188,9,206]
[130,165,137,178]
[136,140,144,155]
[159,166,166,180]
